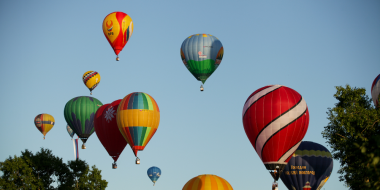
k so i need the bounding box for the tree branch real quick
[336,133,347,139]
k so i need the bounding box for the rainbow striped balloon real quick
[116,92,160,157]
[182,174,233,190]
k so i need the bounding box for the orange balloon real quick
[182,174,233,190]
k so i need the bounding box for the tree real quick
[0,148,108,190]
[0,155,43,189]
[322,85,380,190]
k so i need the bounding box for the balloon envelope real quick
[116,92,160,157]
[280,141,333,190]
[94,99,127,162]
[83,71,100,94]
[182,174,233,190]
[242,85,309,180]
[147,166,161,185]
[371,74,380,107]
[102,12,133,57]
[180,34,224,84]
[34,113,55,138]
[67,125,75,138]
[64,96,103,144]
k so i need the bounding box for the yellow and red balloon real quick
[102,12,134,61]
[34,113,55,139]
[116,92,160,159]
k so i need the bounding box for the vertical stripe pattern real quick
[117,92,160,156]
[182,174,233,190]
[73,138,79,160]
[242,85,309,170]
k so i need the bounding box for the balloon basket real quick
[82,144,86,149]
[112,163,117,169]
[200,85,204,91]
[135,157,140,165]
[116,57,120,61]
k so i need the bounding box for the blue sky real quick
[0,1,379,189]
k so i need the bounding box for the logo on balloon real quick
[198,51,207,58]
[106,20,113,31]
[104,107,116,123]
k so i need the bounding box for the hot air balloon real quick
[83,71,100,95]
[102,11,134,61]
[182,174,233,190]
[67,125,75,139]
[280,141,333,190]
[180,34,224,91]
[116,92,160,164]
[371,74,380,107]
[34,113,55,139]
[242,85,309,186]
[147,166,161,186]
[94,99,128,169]
[64,96,103,149]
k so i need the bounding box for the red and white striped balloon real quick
[242,85,309,175]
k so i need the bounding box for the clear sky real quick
[0,0,379,189]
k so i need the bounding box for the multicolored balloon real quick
[83,71,100,95]
[280,141,333,190]
[67,125,75,139]
[242,85,309,181]
[102,11,134,61]
[64,96,103,148]
[34,113,55,139]
[180,34,224,89]
[182,174,233,190]
[371,74,380,107]
[147,166,161,186]
[94,99,128,168]
[116,92,160,162]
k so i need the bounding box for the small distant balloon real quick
[102,12,134,61]
[67,125,75,139]
[147,166,161,186]
[34,114,55,139]
[83,71,100,95]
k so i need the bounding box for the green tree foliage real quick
[0,148,108,190]
[322,85,380,190]
[0,155,43,189]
